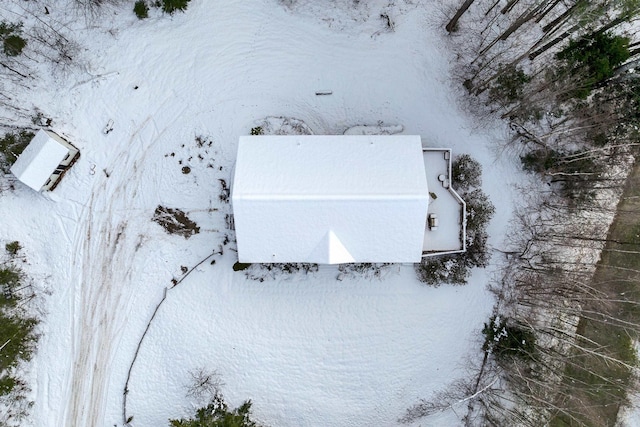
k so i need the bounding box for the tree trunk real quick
[593,14,629,37]
[535,0,563,23]
[0,62,28,79]
[499,1,551,41]
[485,0,501,16]
[446,0,477,32]
[500,0,520,15]
[542,0,585,33]
[528,26,577,60]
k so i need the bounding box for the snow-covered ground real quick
[0,1,524,426]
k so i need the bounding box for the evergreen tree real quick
[169,394,258,427]
[556,32,630,98]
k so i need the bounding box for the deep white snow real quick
[0,1,525,426]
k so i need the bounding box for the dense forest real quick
[407,1,640,426]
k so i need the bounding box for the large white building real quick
[10,129,80,192]
[231,135,430,264]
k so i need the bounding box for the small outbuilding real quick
[231,135,430,264]
[10,129,80,192]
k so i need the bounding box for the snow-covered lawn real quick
[0,1,524,426]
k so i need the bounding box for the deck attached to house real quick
[422,148,466,256]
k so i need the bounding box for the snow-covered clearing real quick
[0,1,524,426]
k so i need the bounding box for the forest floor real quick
[552,162,640,426]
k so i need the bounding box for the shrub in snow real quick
[488,65,531,104]
[162,0,191,15]
[0,266,21,308]
[415,255,467,286]
[482,316,536,361]
[252,116,313,135]
[218,179,230,203]
[452,154,482,192]
[3,34,26,57]
[337,263,392,281]
[5,241,21,257]
[185,368,224,405]
[0,130,33,173]
[232,262,251,271]
[244,263,318,282]
[0,22,26,57]
[134,1,149,19]
[152,206,200,238]
[169,392,258,427]
[464,188,495,233]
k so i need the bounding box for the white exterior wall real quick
[232,135,429,264]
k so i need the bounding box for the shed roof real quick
[232,135,429,264]
[10,130,70,191]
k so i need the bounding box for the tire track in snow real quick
[64,101,187,427]
[65,120,152,427]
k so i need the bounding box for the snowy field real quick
[0,1,525,426]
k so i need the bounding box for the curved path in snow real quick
[63,113,180,427]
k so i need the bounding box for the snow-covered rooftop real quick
[232,135,429,264]
[10,130,70,191]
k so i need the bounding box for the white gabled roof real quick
[10,130,70,191]
[232,135,429,264]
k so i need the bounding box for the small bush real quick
[415,224,491,286]
[520,148,559,173]
[134,1,149,19]
[233,262,251,271]
[0,130,34,173]
[482,316,536,361]
[218,179,230,203]
[0,267,21,308]
[415,255,468,285]
[337,263,392,280]
[452,154,482,191]
[185,368,223,402]
[162,0,191,14]
[170,393,258,427]
[5,241,21,256]
[0,21,26,57]
[3,34,26,56]
[489,65,531,103]
[0,376,17,395]
[152,206,200,238]
[245,263,318,281]
[0,266,20,287]
[250,126,263,136]
[464,188,495,232]
[464,228,490,269]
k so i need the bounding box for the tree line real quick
[405,0,640,425]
